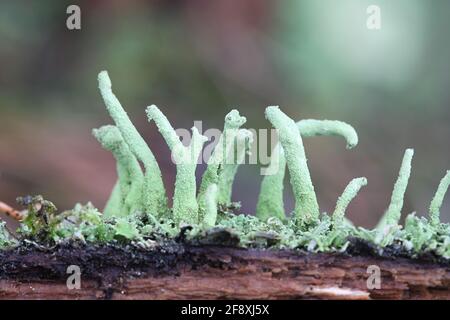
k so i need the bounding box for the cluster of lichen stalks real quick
[1,71,449,258]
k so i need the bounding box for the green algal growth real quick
[256,119,358,222]
[98,71,167,217]
[93,125,144,217]
[429,170,450,226]
[146,105,207,225]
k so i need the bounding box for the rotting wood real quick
[0,243,449,300]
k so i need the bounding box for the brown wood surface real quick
[0,245,449,300]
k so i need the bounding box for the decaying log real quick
[0,242,449,300]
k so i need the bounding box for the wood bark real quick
[0,245,449,300]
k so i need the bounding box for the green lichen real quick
[429,170,450,226]
[103,182,122,218]
[256,119,358,222]
[297,119,358,149]
[98,71,167,217]
[378,148,414,229]
[265,106,319,228]
[202,184,219,228]
[2,72,449,261]
[146,105,207,225]
[93,125,144,217]
[197,110,246,213]
[217,128,253,205]
[332,177,367,227]
[113,217,141,240]
[256,143,287,222]
[51,203,115,243]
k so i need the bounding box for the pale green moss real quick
[429,170,450,226]
[0,221,16,248]
[98,71,167,216]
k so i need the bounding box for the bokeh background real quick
[1,0,449,228]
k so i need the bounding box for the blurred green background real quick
[1,0,449,227]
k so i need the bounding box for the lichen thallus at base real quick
[0,71,449,259]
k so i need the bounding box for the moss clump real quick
[1,71,449,261]
[0,221,16,249]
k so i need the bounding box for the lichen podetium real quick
[1,71,449,260]
[256,119,358,223]
[98,71,167,217]
[264,106,319,228]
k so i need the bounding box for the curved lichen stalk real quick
[256,119,358,222]
[429,170,450,226]
[297,120,358,149]
[332,177,367,227]
[265,106,319,227]
[93,125,144,217]
[98,71,167,217]
[378,148,414,229]
[197,110,246,212]
[217,129,253,205]
[146,105,207,225]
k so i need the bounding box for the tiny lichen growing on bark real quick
[265,106,319,227]
[4,70,450,259]
[197,110,246,211]
[146,105,207,225]
[98,71,167,216]
[256,143,287,222]
[217,128,254,205]
[103,182,122,218]
[332,177,367,227]
[256,119,358,222]
[429,170,450,225]
[203,184,219,228]
[93,125,144,217]
[378,148,414,228]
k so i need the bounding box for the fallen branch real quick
[0,243,449,300]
